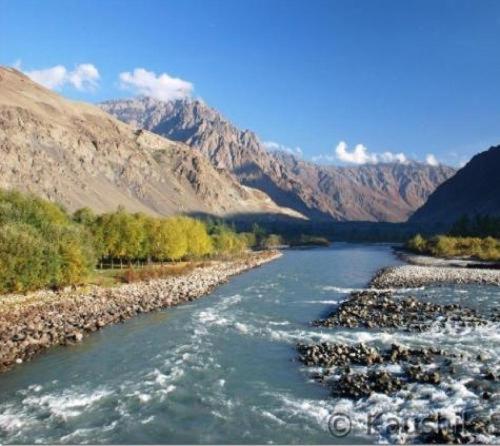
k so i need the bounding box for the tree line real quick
[0,190,282,294]
[406,214,500,261]
[406,234,500,261]
[449,214,500,238]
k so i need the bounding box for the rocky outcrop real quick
[101,96,456,222]
[0,67,303,220]
[410,145,500,224]
[0,251,281,373]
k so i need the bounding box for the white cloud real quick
[263,141,303,157]
[26,65,67,89]
[312,141,409,165]
[67,64,100,90]
[379,151,407,164]
[119,68,193,101]
[425,153,439,166]
[335,141,378,164]
[24,63,100,91]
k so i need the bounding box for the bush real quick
[0,191,96,293]
[0,189,258,294]
[262,234,283,249]
[406,234,427,252]
[405,233,500,261]
[0,224,47,293]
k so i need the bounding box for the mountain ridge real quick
[101,96,456,222]
[409,145,500,224]
[0,67,304,220]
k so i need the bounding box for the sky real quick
[1,0,500,167]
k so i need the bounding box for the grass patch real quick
[120,262,198,283]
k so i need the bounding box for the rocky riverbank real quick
[296,250,500,443]
[371,264,500,288]
[0,250,281,373]
[298,289,499,443]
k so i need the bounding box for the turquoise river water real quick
[0,244,498,444]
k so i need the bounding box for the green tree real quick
[262,234,283,249]
[150,217,188,261]
[0,224,47,293]
[406,234,428,253]
[180,217,213,258]
[72,207,96,226]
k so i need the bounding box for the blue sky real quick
[1,0,499,166]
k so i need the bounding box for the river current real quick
[0,244,498,444]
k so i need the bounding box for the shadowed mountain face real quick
[0,67,304,220]
[101,96,456,222]
[410,145,500,224]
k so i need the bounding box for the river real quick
[0,244,498,444]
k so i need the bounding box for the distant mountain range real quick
[0,67,302,220]
[0,66,460,225]
[101,96,456,222]
[410,145,500,224]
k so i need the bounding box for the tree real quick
[150,217,188,261]
[96,208,145,266]
[262,234,283,249]
[0,224,47,293]
[72,207,96,226]
[449,214,470,237]
[180,217,213,258]
[406,234,427,253]
[239,232,257,248]
[252,223,267,248]
[53,225,96,286]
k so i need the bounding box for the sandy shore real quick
[0,250,281,373]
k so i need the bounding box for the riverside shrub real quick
[0,191,96,293]
[0,189,253,293]
[406,234,500,261]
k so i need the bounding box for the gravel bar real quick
[371,264,500,288]
[0,251,281,373]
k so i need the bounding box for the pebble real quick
[371,264,500,288]
[0,251,281,372]
[298,283,499,444]
[313,291,490,331]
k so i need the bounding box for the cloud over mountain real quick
[24,63,100,91]
[119,68,193,101]
[313,141,408,165]
[425,153,439,166]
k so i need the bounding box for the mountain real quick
[101,96,456,222]
[272,152,457,222]
[0,67,304,220]
[410,145,500,224]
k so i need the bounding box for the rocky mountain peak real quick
[101,96,457,222]
[0,66,304,220]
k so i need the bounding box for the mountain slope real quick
[0,67,304,220]
[273,152,456,222]
[102,96,456,222]
[410,145,500,224]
